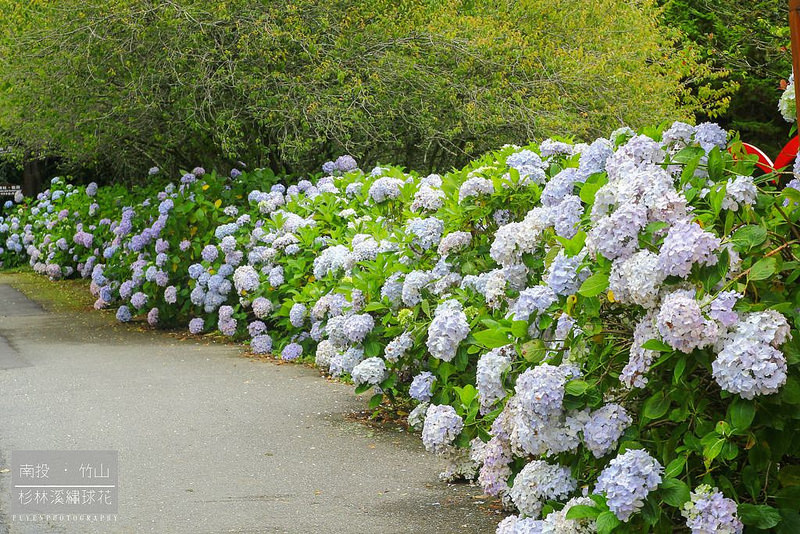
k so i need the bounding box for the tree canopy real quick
[0,0,725,180]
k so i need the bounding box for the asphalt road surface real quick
[0,277,499,533]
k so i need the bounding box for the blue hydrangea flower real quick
[509,460,577,518]
[421,404,463,454]
[116,305,132,323]
[281,342,303,361]
[289,303,307,328]
[681,485,743,534]
[583,403,632,458]
[188,317,204,334]
[251,334,273,354]
[410,371,435,402]
[351,357,386,386]
[595,449,663,521]
[426,300,470,362]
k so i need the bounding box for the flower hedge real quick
[3,124,800,533]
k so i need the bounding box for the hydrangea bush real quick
[3,123,800,533]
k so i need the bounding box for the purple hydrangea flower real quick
[147,307,159,326]
[409,371,435,402]
[188,318,205,334]
[595,449,663,521]
[116,305,132,322]
[509,460,577,518]
[251,334,273,354]
[281,342,303,361]
[681,485,743,534]
[421,404,463,454]
[130,292,148,309]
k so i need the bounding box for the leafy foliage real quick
[0,0,725,180]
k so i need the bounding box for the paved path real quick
[0,277,499,533]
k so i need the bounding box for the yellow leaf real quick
[190,226,197,236]
[607,290,615,303]
[214,199,222,208]
[565,294,577,316]
[202,184,210,191]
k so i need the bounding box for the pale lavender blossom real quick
[410,371,435,402]
[422,404,464,454]
[426,300,470,362]
[595,449,663,522]
[681,485,743,534]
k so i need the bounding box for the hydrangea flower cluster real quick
[509,460,577,518]
[426,300,470,362]
[712,311,790,399]
[421,404,464,454]
[595,449,663,521]
[476,345,513,412]
[681,485,743,534]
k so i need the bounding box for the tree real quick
[0,0,727,181]
[661,0,792,155]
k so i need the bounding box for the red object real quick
[774,136,800,172]
[737,142,776,174]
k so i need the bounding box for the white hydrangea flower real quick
[657,289,719,353]
[608,250,663,309]
[351,357,387,386]
[476,345,514,412]
[426,300,470,362]
[509,460,577,518]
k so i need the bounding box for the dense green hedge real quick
[0,0,726,181]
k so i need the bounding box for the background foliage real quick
[0,0,722,181]
[660,0,793,155]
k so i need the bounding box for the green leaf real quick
[776,487,800,510]
[731,225,767,250]
[521,339,547,363]
[565,504,600,520]
[779,376,800,405]
[368,393,383,409]
[673,356,687,384]
[729,398,756,430]
[749,257,776,281]
[660,478,691,507]
[472,328,511,348]
[421,299,431,318]
[707,146,724,181]
[578,273,609,297]
[363,301,386,312]
[510,320,529,339]
[664,456,686,478]
[354,383,371,394]
[738,503,782,529]
[457,384,478,407]
[703,436,725,468]
[777,509,800,534]
[579,174,609,205]
[779,465,800,487]
[596,511,621,534]
[641,339,673,352]
[565,379,590,396]
[643,392,671,419]
[673,146,706,164]
[555,230,587,256]
[709,183,726,215]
